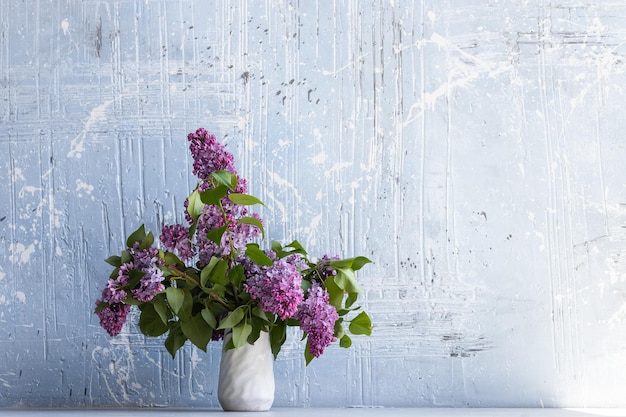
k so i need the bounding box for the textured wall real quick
[1,0,625,409]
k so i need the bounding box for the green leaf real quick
[126,224,147,248]
[201,308,217,329]
[200,185,228,205]
[245,244,273,266]
[339,334,352,348]
[228,264,245,288]
[204,283,226,299]
[166,287,184,314]
[94,301,108,314]
[217,307,245,330]
[164,251,184,268]
[228,193,265,206]
[200,257,220,287]
[211,170,237,189]
[345,292,359,309]
[271,241,283,254]
[105,255,122,267]
[324,277,344,310]
[181,313,214,351]
[206,225,228,245]
[181,268,199,289]
[165,323,187,358]
[272,239,307,258]
[138,303,169,337]
[348,311,373,336]
[333,319,345,340]
[232,322,253,349]
[122,297,140,305]
[251,305,269,322]
[138,231,155,250]
[210,259,229,286]
[121,250,132,264]
[127,269,146,289]
[238,216,264,238]
[350,256,372,271]
[247,318,264,345]
[188,221,198,239]
[269,321,287,359]
[328,256,372,270]
[283,240,307,254]
[166,287,193,320]
[334,268,363,294]
[186,189,205,222]
[152,293,170,325]
[304,341,315,365]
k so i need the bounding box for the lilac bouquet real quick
[94,129,372,363]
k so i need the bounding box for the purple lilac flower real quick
[316,255,339,281]
[212,329,224,341]
[129,244,165,303]
[195,206,263,268]
[295,282,339,358]
[103,262,132,303]
[244,258,304,320]
[160,224,195,261]
[95,301,131,337]
[285,253,307,272]
[195,204,236,266]
[187,128,236,179]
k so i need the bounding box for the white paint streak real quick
[67,99,116,159]
[18,185,41,197]
[15,292,26,303]
[75,179,95,196]
[61,19,70,35]
[11,168,26,183]
[404,33,514,126]
[9,243,36,264]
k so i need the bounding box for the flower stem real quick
[168,265,233,311]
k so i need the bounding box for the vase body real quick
[217,331,275,411]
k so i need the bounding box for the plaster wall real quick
[1,0,625,408]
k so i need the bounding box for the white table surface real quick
[0,408,625,417]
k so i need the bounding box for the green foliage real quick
[165,323,187,358]
[139,304,168,336]
[97,137,373,363]
[200,185,228,206]
[211,170,238,189]
[217,307,245,330]
[126,224,147,247]
[245,244,274,266]
[206,226,228,245]
[181,313,214,351]
[348,311,373,336]
[228,193,264,206]
[186,190,204,222]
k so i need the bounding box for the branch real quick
[167,265,233,310]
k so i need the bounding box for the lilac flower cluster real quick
[127,244,166,302]
[295,282,339,358]
[162,129,261,267]
[96,245,165,336]
[315,254,340,281]
[95,302,131,337]
[160,224,194,261]
[243,254,304,320]
[187,128,236,179]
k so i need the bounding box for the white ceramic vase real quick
[217,331,275,411]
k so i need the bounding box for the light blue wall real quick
[1,0,625,408]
